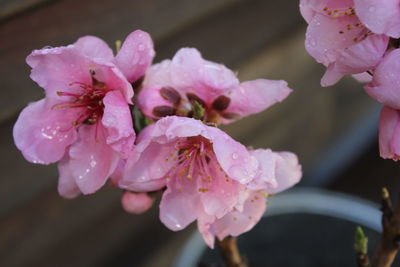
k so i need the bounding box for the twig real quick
[216,236,247,267]
[371,188,400,267]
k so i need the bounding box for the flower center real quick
[54,73,111,126]
[164,136,231,193]
[322,6,372,42]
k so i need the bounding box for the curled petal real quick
[248,149,278,191]
[266,152,302,194]
[121,191,154,214]
[321,34,388,86]
[379,106,400,160]
[115,30,155,83]
[354,0,400,38]
[102,90,135,157]
[13,99,78,164]
[224,79,292,121]
[74,36,114,62]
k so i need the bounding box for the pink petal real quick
[225,79,292,119]
[115,30,155,83]
[198,172,243,218]
[68,124,119,195]
[121,191,154,214]
[74,36,114,62]
[160,176,200,231]
[305,13,365,66]
[197,215,217,248]
[142,60,174,88]
[365,49,400,109]
[266,152,302,194]
[57,156,81,198]
[321,34,389,86]
[248,149,278,191]
[138,85,176,119]
[207,126,260,184]
[26,46,92,100]
[210,190,267,241]
[352,72,373,83]
[90,62,134,104]
[170,48,239,103]
[102,90,135,157]
[13,99,78,164]
[354,0,400,38]
[378,106,400,160]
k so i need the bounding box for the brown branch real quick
[216,236,247,267]
[357,252,371,267]
[371,188,400,267]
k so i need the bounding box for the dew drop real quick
[232,153,238,160]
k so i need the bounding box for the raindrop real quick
[232,153,238,160]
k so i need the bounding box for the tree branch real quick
[371,188,400,267]
[216,236,247,267]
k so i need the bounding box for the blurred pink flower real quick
[379,106,400,160]
[121,191,154,214]
[365,49,400,110]
[300,0,389,86]
[138,48,292,124]
[14,30,155,198]
[120,116,301,247]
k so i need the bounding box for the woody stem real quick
[216,236,247,267]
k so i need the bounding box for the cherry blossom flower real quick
[364,49,400,110]
[13,30,155,198]
[378,106,400,161]
[198,149,302,247]
[120,116,302,247]
[300,0,389,86]
[137,48,292,124]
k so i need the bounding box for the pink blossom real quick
[138,48,292,124]
[121,191,154,214]
[364,49,400,110]
[14,30,155,197]
[300,0,389,86]
[198,149,302,247]
[378,106,400,160]
[354,0,400,38]
[120,116,301,247]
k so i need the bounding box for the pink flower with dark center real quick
[300,0,389,86]
[378,106,400,161]
[138,48,292,124]
[13,30,155,198]
[120,116,302,247]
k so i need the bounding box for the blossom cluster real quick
[300,0,400,160]
[13,30,301,247]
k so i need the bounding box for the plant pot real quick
[174,188,396,267]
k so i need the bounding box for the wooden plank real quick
[0,0,241,122]
[0,0,52,22]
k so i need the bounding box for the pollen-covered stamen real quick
[53,75,111,126]
[323,6,356,18]
[164,137,232,193]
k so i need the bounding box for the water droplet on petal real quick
[232,153,238,160]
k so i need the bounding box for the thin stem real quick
[371,188,400,267]
[216,236,247,267]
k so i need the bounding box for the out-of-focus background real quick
[1,0,399,266]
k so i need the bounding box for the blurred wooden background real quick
[0,0,397,266]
